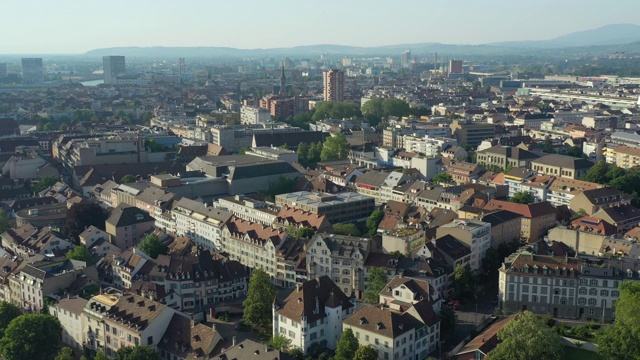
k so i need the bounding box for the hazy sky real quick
[2,0,640,54]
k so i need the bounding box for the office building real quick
[401,50,411,67]
[103,56,126,84]
[275,191,375,224]
[449,59,463,74]
[323,69,344,102]
[21,58,43,84]
[450,120,496,148]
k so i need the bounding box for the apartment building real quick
[172,198,232,251]
[355,170,391,204]
[273,276,354,354]
[275,191,375,224]
[306,234,371,299]
[480,210,522,248]
[530,154,593,179]
[240,105,272,124]
[215,195,278,225]
[499,252,633,321]
[483,200,557,242]
[569,187,630,215]
[546,177,602,207]
[436,219,491,272]
[105,205,155,249]
[592,205,640,234]
[403,136,457,158]
[450,119,496,147]
[445,162,483,185]
[612,145,640,169]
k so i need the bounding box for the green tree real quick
[320,133,350,161]
[597,282,640,359]
[564,145,585,158]
[296,142,309,165]
[94,351,109,360]
[62,202,109,242]
[363,267,387,304]
[334,328,359,360]
[58,123,68,132]
[268,333,292,351]
[0,302,21,339]
[0,313,62,360]
[543,136,555,153]
[382,98,411,118]
[432,172,452,184]
[120,174,137,183]
[65,246,93,263]
[0,209,10,234]
[307,142,322,163]
[242,269,277,328]
[55,347,74,360]
[489,311,564,360]
[114,346,159,360]
[353,345,378,360]
[332,223,361,237]
[452,264,475,301]
[294,227,315,239]
[32,175,61,193]
[581,160,611,184]
[238,146,251,155]
[137,234,167,259]
[365,208,384,236]
[509,191,534,204]
[570,209,587,221]
[361,98,384,126]
[440,305,457,342]
[312,102,361,122]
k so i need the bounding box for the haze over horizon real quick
[3,0,640,54]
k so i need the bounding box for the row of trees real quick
[297,133,351,167]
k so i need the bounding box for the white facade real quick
[241,105,271,124]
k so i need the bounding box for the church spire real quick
[279,62,286,96]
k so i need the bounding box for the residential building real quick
[219,339,295,360]
[275,191,375,224]
[436,219,491,272]
[306,234,371,299]
[105,204,155,249]
[382,229,425,256]
[450,119,496,147]
[157,314,222,360]
[21,58,43,84]
[273,276,354,354]
[274,206,332,233]
[547,177,602,207]
[355,170,392,204]
[613,145,640,169]
[499,251,631,321]
[240,105,272,124]
[483,200,557,242]
[592,205,640,234]
[530,154,593,179]
[445,161,483,185]
[171,198,232,251]
[215,195,277,225]
[456,315,518,360]
[323,69,344,102]
[103,56,126,84]
[480,210,522,248]
[49,297,89,349]
[569,187,630,215]
[1,224,73,257]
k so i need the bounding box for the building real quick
[476,145,539,170]
[273,276,354,354]
[446,161,484,185]
[105,204,155,249]
[170,198,232,251]
[592,205,640,234]
[456,315,518,360]
[219,339,295,360]
[499,251,631,321]
[0,63,7,78]
[49,297,89,349]
[480,210,522,248]
[240,105,272,125]
[436,219,491,272]
[613,145,640,169]
[215,195,277,226]
[21,58,43,84]
[15,203,68,228]
[483,200,557,242]
[323,69,344,102]
[569,187,630,215]
[449,59,463,74]
[103,56,126,84]
[530,154,593,180]
[450,120,496,148]
[157,314,222,360]
[1,224,73,257]
[275,191,375,224]
[401,50,412,67]
[306,234,371,299]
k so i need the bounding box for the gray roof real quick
[532,154,594,170]
[356,170,390,187]
[106,204,154,228]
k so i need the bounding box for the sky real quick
[2,0,640,54]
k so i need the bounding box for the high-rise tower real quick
[21,58,44,84]
[323,69,344,102]
[279,63,286,96]
[103,56,126,84]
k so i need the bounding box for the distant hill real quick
[84,24,640,58]
[489,24,640,48]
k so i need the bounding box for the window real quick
[588,298,597,306]
[601,290,609,297]
[365,335,369,342]
[578,297,586,305]
[612,290,620,297]
[579,288,587,295]
[147,336,153,345]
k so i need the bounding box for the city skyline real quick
[2,0,640,54]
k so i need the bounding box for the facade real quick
[49,297,89,349]
[275,191,375,224]
[103,56,126,84]
[306,234,371,299]
[484,200,557,242]
[323,69,344,102]
[499,251,630,321]
[105,204,155,249]
[171,198,232,251]
[273,276,354,354]
[240,105,272,124]
[569,187,630,215]
[449,120,496,147]
[216,195,277,225]
[476,145,539,170]
[480,210,522,248]
[21,58,44,84]
[530,154,593,180]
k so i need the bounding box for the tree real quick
[31,175,61,193]
[0,302,21,339]
[0,313,62,360]
[489,311,564,360]
[238,146,251,155]
[94,352,109,360]
[382,98,410,118]
[581,160,611,184]
[65,246,93,263]
[440,305,457,342]
[597,282,640,359]
[266,176,296,201]
[320,133,350,161]
[332,223,361,237]
[365,209,384,236]
[62,202,109,242]
[307,141,322,164]
[114,346,159,360]
[361,98,384,126]
[296,142,309,165]
[311,102,361,122]
[570,209,587,221]
[432,172,452,184]
[137,233,167,259]
[363,267,387,304]
[243,269,277,328]
[120,174,137,183]
[0,209,10,234]
[55,347,74,360]
[509,191,534,204]
[452,264,475,301]
[268,333,292,351]
[334,328,359,360]
[564,145,585,158]
[543,136,555,153]
[353,345,378,360]
[294,227,315,239]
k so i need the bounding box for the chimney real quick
[232,336,236,347]
[190,319,195,328]
[296,283,301,292]
[212,324,216,332]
